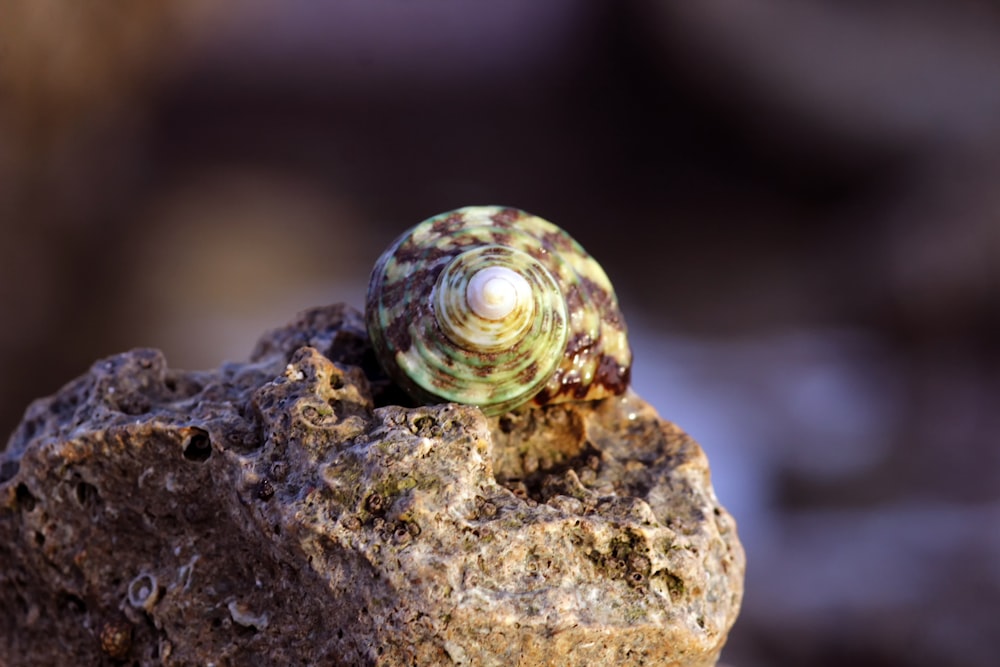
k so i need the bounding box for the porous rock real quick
[0,305,744,666]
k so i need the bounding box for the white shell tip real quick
[466,267,528,320]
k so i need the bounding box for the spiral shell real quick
[365,206,631,416]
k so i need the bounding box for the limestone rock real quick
[0,304,744,666]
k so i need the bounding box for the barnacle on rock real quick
[99,617,132,659]
[127,573,159,611]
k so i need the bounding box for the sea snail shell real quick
[365,205,632,416]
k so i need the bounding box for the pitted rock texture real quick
[0,305,744,666]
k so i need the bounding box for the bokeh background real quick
[2,2,998,665]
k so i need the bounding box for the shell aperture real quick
[365,205,631,416]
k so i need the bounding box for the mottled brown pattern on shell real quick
[518,361,539,385]
[563,282,586,321]
[530,378,559,405]
[491,207,522,226]
[382,305,414,355]
[376,266,435,311]
[472,358,497,378]
[430,211,466,235]
[580,275,623,328]
[448,235,484,251]
[532,330,623,402]
[523,242,551,262]
[531,351,629,404]
[392,239,451,266]
[491,231,515,248]
[366,205,631,415]
[541,229,577,254]
[565,331,596,357]
[596,355,632,395]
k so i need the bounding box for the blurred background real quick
[1,1,998,664]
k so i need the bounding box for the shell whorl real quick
[365,206,631,416]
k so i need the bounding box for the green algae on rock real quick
[0,304,743,666]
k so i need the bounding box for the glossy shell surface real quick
[365,206,631,415]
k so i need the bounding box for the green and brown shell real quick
[365,206,631,416]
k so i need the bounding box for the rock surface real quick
[0,305,744,666]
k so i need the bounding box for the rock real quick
[0,304,744,666]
